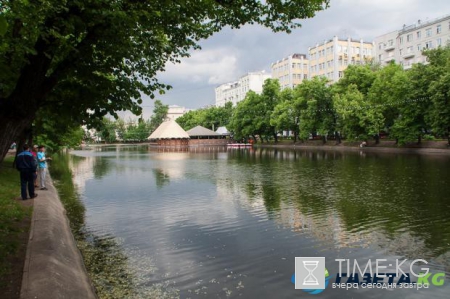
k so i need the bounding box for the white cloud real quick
[159,48,239,86]
[151,0,449,109]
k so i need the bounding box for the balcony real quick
[403,52,415,59]
[404,64,413,70]
[384,44,395,51]
[384,56,395,62]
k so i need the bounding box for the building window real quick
[407,46,413,53]
[426,28,432,37]
[437,38,442,46]
[378,43,382,50]
[399,49,403,56]
[425,41,433,49]
[388,39,394,46]
[378,54,382,61]
[437,24,442,34]
[304,74,307,79]
[417,44,422,52]
[399,36,403,44]
[339,71,343,78]
[407,34,413,42]
[417,31,421,39]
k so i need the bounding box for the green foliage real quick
[149,100,168,133]
[295,77,335,141]
[34,108,85,150]
[176,102,233,131]
[335,64,377,95]
[0,0,329,162]
[123,118,151,142]
[96,118,118,143]
[426,47,450,144]
[229,91,261,141]
[270,89,298,135]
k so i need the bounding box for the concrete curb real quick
[20,172,97,299]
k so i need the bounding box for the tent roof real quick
[148,120,190,140]
[186,125,219,137]
[215,126,230,135]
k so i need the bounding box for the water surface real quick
[67,146,450,298]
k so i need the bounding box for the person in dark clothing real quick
[16,144,38,200]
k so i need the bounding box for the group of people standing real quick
[16,144,51,200]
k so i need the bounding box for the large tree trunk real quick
[447,126,450,146]
[417,134,422,145]
[374,134,380,144]
[322,135,327,144]
[0,113,35,164]
[293,131,298,143]
[335,131,341,145]
[273,133,278,143]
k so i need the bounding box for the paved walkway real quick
[20,173,97,299]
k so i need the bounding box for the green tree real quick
[295,77,336,143]
[176,102,234,131]
[229,92,261,142]
[115,118,126,141]
[335,64,377,96]
[33,110,85,150]
[334,84,384,141]
[96,118,117,143]
[426,46,450,145]
[149,100,168,133]
[366,63,409,143]
[388,64,431,145]
[270,89,300,142]
[0,0,328,162]
[259,79,281,142]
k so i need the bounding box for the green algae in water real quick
[50,152,179,299]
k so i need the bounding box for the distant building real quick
[308,36,374,83]
[271,54,309,90]
[374,15,450,69]
[166,105,189,121]
[215,71,271,107]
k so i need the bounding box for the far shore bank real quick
[253,140,450,155]
[78,140,450,155]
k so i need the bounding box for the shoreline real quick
[253,142,450,155]
[20,171,97,299]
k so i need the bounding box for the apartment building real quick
[308,36,374,83]
[375,15,450,69]
[271,54,309,90]
[215,71,271,107]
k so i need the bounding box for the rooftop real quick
[148,120,190,140]
[187,125,219,137]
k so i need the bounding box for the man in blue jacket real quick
[16,144,38,200]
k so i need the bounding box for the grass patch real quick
[0,156,32,283]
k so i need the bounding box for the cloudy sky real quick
[135,0,449,118]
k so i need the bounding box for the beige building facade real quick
[166,105,189,121]
[375,15,450,69]
[308,36,374,83]
[271,54,309,90]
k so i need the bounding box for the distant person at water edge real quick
[31,145,39,187]
[16,144,38,200]
[37,145,52,190]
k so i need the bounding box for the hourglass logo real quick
[295,257,325,290]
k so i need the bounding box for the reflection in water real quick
[63,146,450,299]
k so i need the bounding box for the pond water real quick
[65,145,450,299]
